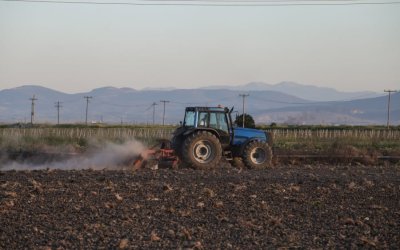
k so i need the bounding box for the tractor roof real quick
[185,106,228,112]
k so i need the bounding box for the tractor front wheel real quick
[242,141,272,169]
[182,131,222,169]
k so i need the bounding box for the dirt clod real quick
[118,238,129,249]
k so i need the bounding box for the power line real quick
[160,100,170,126]
[168,95,238,106]
[55,101,62,125]
[239,93,249,128]
[29,95,38,125]
[2,0,400,6]
[145,103,154,111]
[84,96,92,125]
[95,100,149,108]
[384,89,398,129]
[128,0,354,1]
[151,102,158,125]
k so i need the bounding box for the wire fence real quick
[0,127,175,141]
[266,129,400,140]
[1,127,399,141]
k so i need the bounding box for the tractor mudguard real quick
[183,127,220,139]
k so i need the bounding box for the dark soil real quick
[1,165,399,249]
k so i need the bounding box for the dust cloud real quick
[1,140,146,171]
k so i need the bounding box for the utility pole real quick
[84,96,92,125]
[151,102,158,125]
[55,101,62,125]
[384,90,398,129]
[239,94,249,128]
[160,100,170,126]
[29,95,38,125]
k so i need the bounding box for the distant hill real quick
[0,85,308,124]
[202,81,381,101]
[257,93,400,125]
[0,85,397,125]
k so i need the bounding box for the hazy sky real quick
[0,0,399,93]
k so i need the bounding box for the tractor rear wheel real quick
[182,131,222,169]
[242,141,272,169]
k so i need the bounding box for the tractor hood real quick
[232,127,267,146]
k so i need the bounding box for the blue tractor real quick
[171,106,273,169]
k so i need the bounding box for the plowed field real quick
[1,165,399,249]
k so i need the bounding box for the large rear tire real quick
[182,131,222,169]
[242,141,272,169]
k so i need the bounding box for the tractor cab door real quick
[195,110,230,148]
[208,112,231,147]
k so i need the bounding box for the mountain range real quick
[0,83,398,125]
[201,81,381,101]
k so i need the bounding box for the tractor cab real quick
[181,107,233,148]
[183,107,231,130]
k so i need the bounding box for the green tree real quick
[235,114,255,128]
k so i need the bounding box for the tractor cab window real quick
[198,112,209,127]
[209,112,229,133]
[184,111,195,127]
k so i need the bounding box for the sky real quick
[0,0,399,93]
